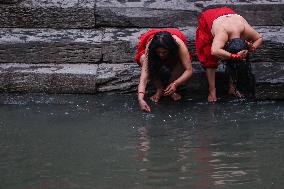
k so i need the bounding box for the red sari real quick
[135,28,189,66]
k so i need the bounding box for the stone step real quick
[0,28,103,64]
[96,0,284,27]
[1,26,282,64]
[0,63,99,93]
[0,63,139,93]
[0,0,96,29]
[0,62,283,100]
[101,26,284,64]
[0,0,283,28]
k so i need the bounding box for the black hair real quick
[223,38,255,98]
[147,31,180,86]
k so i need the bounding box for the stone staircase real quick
[0,0,283,99]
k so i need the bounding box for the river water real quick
[0,93,283,189]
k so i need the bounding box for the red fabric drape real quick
[135,28,189,66]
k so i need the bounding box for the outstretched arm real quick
[137,54,151,112]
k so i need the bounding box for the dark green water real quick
[0,94,283,189]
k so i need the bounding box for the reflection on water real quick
[0,93,283,189]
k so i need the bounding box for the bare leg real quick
[206,68,217,102]
[168,63,184,101]
[228,83,244,98]
[150,79,164,103]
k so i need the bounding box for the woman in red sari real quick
[135,29,193,112]
[196,7,263,102]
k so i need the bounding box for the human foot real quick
[170,92,182,101]
[228,85,244,98]
[208,88,217,102]
[150,90,164,103]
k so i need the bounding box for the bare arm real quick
[243,20,263,50]
[164,36,193,96]
[137,51,151,112]
[172,36,193,86]
[211,28,248,60]
[137,54,148,101]
[211,28,232,59]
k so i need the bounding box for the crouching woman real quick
[135,29,193,112]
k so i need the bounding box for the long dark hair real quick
[148,31,179,85]
[223,38,255,98]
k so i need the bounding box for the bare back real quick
[211,14,245,46]
[211,14,262,56]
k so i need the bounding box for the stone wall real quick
[0,0,283,100]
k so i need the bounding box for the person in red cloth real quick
[135,29,193,112]
[196,7,263,102]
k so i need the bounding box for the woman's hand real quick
[237,50,248,59]
[164,82,177,96]
[245,40,256,52]
[139,99,151,112]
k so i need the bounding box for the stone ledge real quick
[101,26,284,63]
[0,26,283,64]
[0,0,96,28]
[0,0,283,28]
[0,63,98,93]
[252,62,284,84]
[0,28,103,64]
[206,3,284,26]
[256,83,284,100]
[1,61,282,100]
[96,0,284,27]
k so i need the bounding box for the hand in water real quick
[139,99,151,112]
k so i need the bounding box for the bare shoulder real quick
[211,28,229,50]
[236,14,247,22]
[213,26,228,40]
[172,35,186,47]
[242,19,262,41]
[211,23,226,37]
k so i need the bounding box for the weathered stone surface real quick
[101,26,283,64]
[1,26,282,65]
[0,0,96,28]
[96,63,141,92]
[1,0,282,28]
[0,63,98,93]
[207,3,284,26]
[0,0,283,99]
[95,0,284,28]
[95,0,200,28]
[250,26,284,62]
[252,62,284,84]
[101,27,198,63]
[255,83,284,100]
[0,0,23,4]
[101,27,197,63]
[96,7,199,28]
[252,62,284,100]
[95,61,226,93]
[101,28,147,63]
[0,29,103,64]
